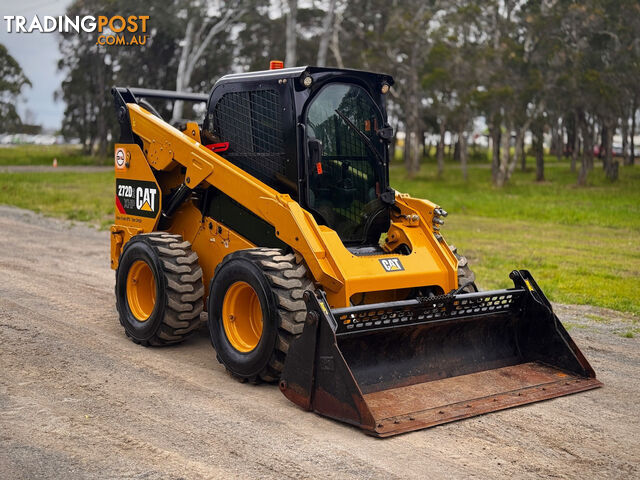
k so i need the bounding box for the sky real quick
[1,0,72,130]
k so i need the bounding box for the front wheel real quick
[208,248,313,383]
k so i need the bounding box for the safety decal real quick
[115,147,126,169]
[116,179,159,218]
[379,257,404,272]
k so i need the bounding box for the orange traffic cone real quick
[53,158,58,168]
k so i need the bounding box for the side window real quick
[212,89,287,185]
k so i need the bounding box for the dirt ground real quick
[1,205,638,480]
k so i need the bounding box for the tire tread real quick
[449,245,478,293]
[117,232,204,346]
[212,248,313,383]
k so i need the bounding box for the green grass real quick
[391,159,640,230]
[0,172,114,228]
[562,322,588,331]
[585,313,611,324]
[390,159,640,315]
[618,326,640,338]
[441,215,639,314]
[0,145,109,166]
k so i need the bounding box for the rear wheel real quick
[116,233,204,346]
[450,245,478,293]
[208,248,313,383]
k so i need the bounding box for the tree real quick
[56,0,116,156]
[423,42,455,178]
[57,0,239,153]
[285,0,298,67]
[172,1,246,122]
[316,0,338,67]
[0,44,31,132]
[362,1,440,177]
[53,0,640,179]
[58,0,178,153]
[425,1,484,180]
[329,3,345,68]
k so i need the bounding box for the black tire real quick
[115,232,204,346]
[208,248,313,383]
[450,245,478,293]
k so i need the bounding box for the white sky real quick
[1,0,72,130]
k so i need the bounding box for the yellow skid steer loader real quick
[110,64,601,436]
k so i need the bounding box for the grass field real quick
[0,146,638,316]
[0,145,109,166]
[391,157,640,229]
[391,159,640,316]
[0,171,114,229]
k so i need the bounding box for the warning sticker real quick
[115,147,126,169]
[116,179,159,218]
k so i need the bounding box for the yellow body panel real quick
[110,104,458,308]
[110,143,161,268]
[169,202,255,301]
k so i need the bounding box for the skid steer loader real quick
[110,64,601,436]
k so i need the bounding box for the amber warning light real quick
[269,60,284,70]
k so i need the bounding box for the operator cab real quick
[202,65,395,248]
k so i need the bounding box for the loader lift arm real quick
[112,86,460,303]
[112,87,344,292]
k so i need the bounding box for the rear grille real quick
[213,89,286,183]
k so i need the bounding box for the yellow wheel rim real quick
[222,281,263,352]
[126,260,156,321]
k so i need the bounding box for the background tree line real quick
[0,44,31,132]
[52,0,640,186]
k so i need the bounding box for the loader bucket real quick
[279,270,602,437]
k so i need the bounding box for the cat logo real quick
[379,258,405,272]
[136,187,157,212]
[115,179,159,219]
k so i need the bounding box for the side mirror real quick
[308,138,323,171]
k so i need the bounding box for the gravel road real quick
[1,205,638,479]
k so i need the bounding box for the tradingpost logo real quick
[2,15,150,46]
